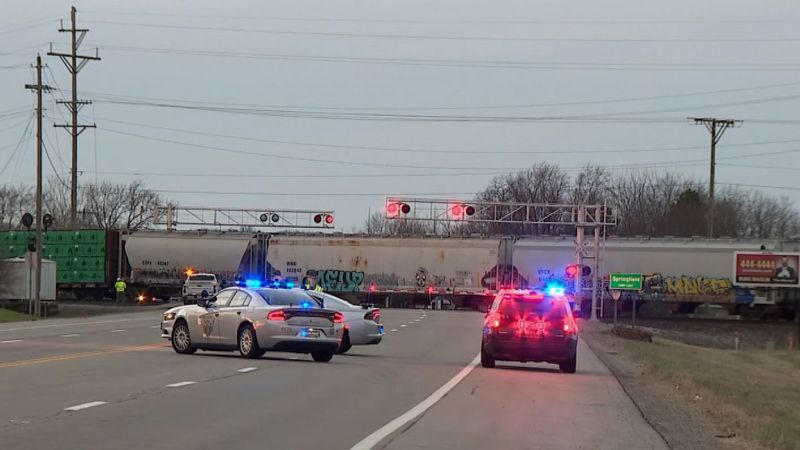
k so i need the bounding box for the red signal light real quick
[449,203,475,219]
[314,214,334,225]
[565,265,580,279]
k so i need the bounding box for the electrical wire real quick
[77,79,800,112]
[91,44,800,72]
[86,19,800,43]
[95,116,800,156]
[80,10,799,25]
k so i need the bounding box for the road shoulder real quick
[581,321,753,450]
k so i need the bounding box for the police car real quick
[480,286,579,373]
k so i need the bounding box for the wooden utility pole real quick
[48,6,100,228]
[25,55,52,317]
[690,117,741,238]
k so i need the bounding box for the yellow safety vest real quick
[115,281,127,292]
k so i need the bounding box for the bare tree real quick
[0,185,34,230]
[570,165,610,205]
[83,180,162,230]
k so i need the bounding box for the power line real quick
[91,44,800,72]
[719,163,800,171]
[93,99,689,123]
[718,182,800,192]
[96,116,800,156]
[81,10,800,25]
[86,19,800,43]
[98,127,705,170]
[79,79,800,111]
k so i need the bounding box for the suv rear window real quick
[498,296,567,319]
[257,289,316,306]
[188,274,215,281]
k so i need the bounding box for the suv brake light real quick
[267,309,285,321]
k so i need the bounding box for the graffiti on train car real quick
[317,270,366,292]
[642,274,733,296]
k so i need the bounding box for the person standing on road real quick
[114,277,127,303]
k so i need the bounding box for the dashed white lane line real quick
[64,401,107,412]
[400,325,407,328]
[166,381,197,388]
[61,334,80,338]
[350,354,481,450]
[390,329,399,332]
[1,339,22,343]
[110,329,126,333]
[237,367,258,373]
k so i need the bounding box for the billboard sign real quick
[733,252,800,288]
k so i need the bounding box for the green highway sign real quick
[609,273,643,291]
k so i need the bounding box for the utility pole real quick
[48,6,100,229]
[25,55,52,318]
[690,117,741,238]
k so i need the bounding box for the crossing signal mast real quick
[152,206,335,231]
[385,197,616,321]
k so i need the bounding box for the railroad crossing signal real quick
[153,206,336,230]
[386,201,411,218]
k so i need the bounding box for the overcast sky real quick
[1,0,799,229]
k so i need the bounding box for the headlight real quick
[163,312,176,321]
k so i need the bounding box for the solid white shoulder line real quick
[349,354,481,450]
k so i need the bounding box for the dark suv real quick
[480,290,578,373]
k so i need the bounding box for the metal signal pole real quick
[25,55,52,317]
[48,6,100,228]
[690,117,740,238]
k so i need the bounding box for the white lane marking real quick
[166,381,197,388]
[1,339,22,343]
[237,367,258,373]
[1,317,154,333]
[400,325,407,328]
[109,329,126,333]
[390,329,399,332]
[64,401,107,412]
[350,354,481,450]
[61,334,80,338]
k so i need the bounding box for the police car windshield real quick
[258,289,316,306]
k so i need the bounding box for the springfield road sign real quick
[609,273,643,290]
[734,252,800,288]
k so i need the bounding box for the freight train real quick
[1,229,798,317]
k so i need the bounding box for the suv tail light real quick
[267,309,285,321]
[364,309,381,322]
[333,312,344,324]
[563,318,578,334]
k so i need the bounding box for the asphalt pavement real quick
[0,309,667,450]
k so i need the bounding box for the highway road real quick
[0,308,667,450]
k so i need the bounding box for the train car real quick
[513,236,800,316]
[267,235,501,305]
[0,229,120,300]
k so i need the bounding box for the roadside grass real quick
[605,331,800,450]
[0,308,34,323]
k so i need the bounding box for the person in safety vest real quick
[114,277,127,303]
[305,275,324,292]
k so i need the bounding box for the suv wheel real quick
[559,354,577,374]
[480,341,495,368]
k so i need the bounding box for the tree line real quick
[0,178,163,231]
[363,164,800,239]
